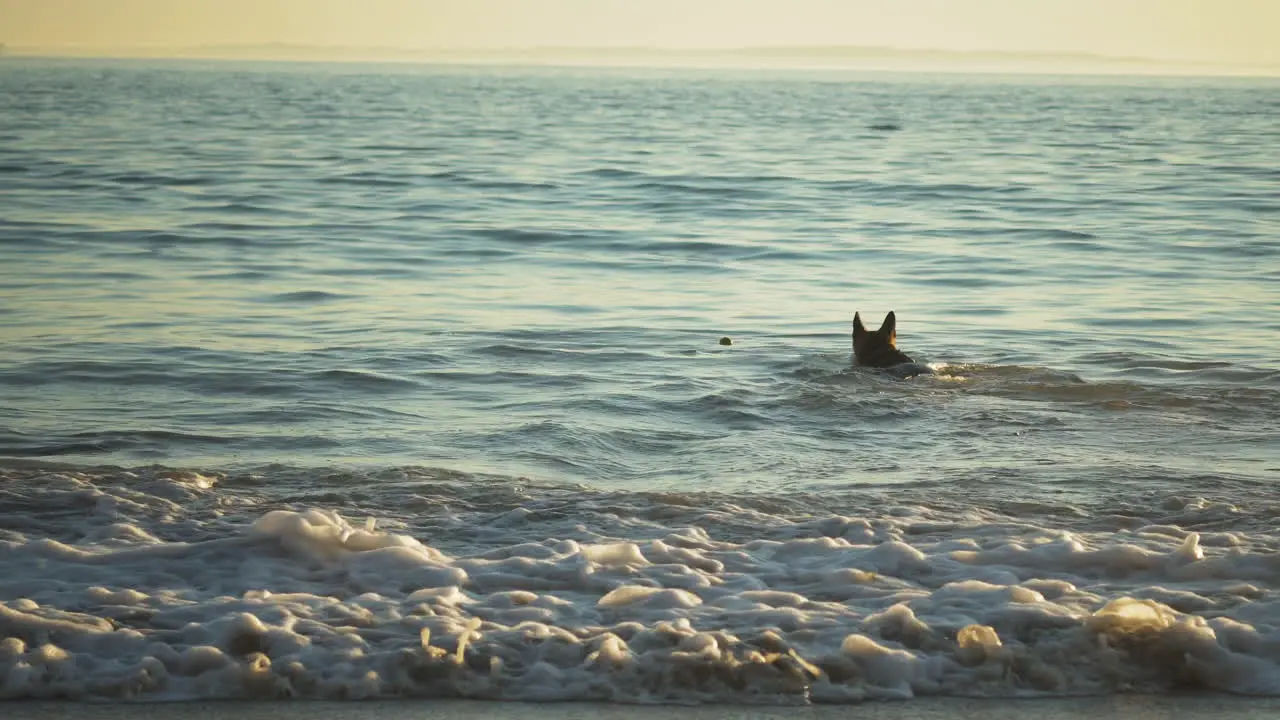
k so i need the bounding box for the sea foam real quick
[1,463,1279,701]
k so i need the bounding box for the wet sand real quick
[9,696,1280,720]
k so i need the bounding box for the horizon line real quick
[3,43,1277,78]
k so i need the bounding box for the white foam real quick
[2,464,1280,702]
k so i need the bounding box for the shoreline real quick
[10,696,1280,720]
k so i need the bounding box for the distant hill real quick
[2,43,1276,77]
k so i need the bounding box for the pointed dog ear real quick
[882,311,897,343]
[853,312,866,335]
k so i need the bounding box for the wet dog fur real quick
[852,311,914,368]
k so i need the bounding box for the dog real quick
[852,311,914,368]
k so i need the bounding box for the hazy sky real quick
[2,0,1278,66]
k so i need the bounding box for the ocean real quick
[0,58,1277,702]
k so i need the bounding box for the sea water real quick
[0,58,1277,701]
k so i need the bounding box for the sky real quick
[2,0,1278,69]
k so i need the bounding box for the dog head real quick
[852,311,914,367]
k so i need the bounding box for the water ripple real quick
[0,60,1275,488]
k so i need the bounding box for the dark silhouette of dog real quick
[852,311,914,368]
